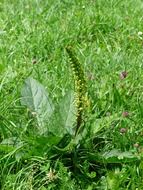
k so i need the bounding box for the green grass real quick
[1,0,143,189]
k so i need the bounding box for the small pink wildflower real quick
[122,111,129,117]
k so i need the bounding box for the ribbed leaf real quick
[59,90,76,135]
[21,77,54,134]
[48,90,76,137]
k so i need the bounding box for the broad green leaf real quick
[1,137,19,146]
[26,135,62,157]
[47,91,76,137]
[102,149,139,163]
[91,113,119,135]
[88,149,139,164]
[59,90,76,135]
[0,145,15,153]
[21,77,54,134]
[15,151,25,162]
[0,30,6,35]
[0,137,22,155]
[87,171,96,178]
[0,66,17,92]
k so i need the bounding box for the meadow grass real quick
[1,0,143,189]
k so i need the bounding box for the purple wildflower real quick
[122,111,129,117]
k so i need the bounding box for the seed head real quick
[134,143,139,148]
[32,59,37,64]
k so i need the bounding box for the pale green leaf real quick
[102,149,139,163]
[48,91,76,137]
[59,90,76,135]
[21,77,54,134]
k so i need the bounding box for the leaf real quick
[15,151,25,162]
[0,66,17,92]
[48,90,76,137]
[59,90,76,135]
[0,30,6,35]
[21,77,54,134]
[26,135,62,157]
[91,113,119,135]
[0,137,20,154]
[87,171,96,178]
[0,145,15,153]
[88,150,139,164]
[102,149,139,163]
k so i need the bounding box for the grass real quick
[1,0,143,189]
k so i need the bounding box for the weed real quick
[1,0,143,189]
